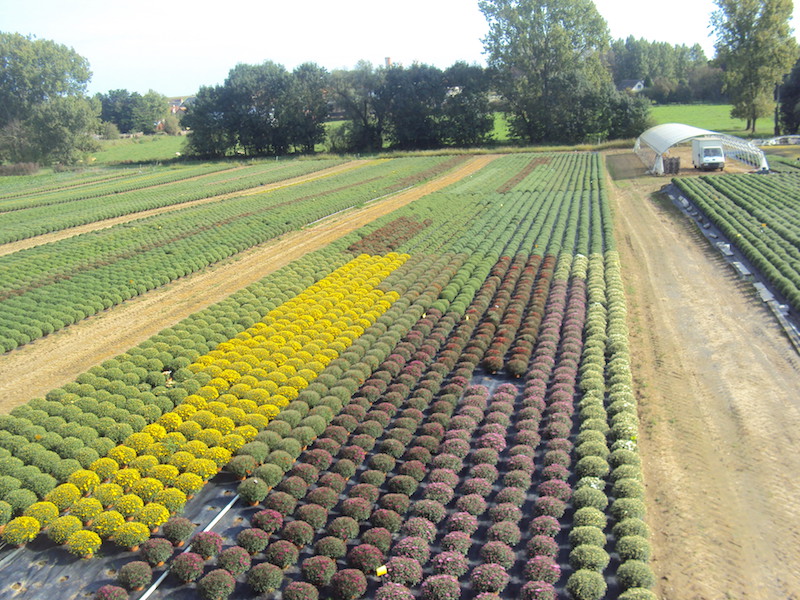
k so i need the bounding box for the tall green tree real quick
[479,0,615,143]
[0,32,98,165]
[329,62,388,152]
[441,62,494,147]
[779,56,800,133]
[382,64,446,149]
[711,0,799,133]
[285,63,329,153]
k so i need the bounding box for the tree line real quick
[3,0,800,165]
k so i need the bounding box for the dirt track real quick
[0,155,499,411]
[607,150,800,599]
[0,160,367,258]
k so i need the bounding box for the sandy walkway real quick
[0,161,367,258]
[0,155,499,411]
[607,150,800,599]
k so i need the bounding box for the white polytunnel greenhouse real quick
[634,122,770,175]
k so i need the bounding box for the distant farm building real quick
[617,79,645,93]
[634,122,769,176]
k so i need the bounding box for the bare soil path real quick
[0,160,367,258]
[0,155,499,411]
[607,150,800,599]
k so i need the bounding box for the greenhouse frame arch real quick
[634,123,769,175]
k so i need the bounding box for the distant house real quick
[168,97,196,114]
[617,79,645,93]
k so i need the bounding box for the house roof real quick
[617,79,644,90]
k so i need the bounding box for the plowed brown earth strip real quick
[606,150,800,600]
[0,154,499,411]
[0,160,367,258]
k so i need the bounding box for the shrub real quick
[284,581,319,600]
[527,534,559,558]
[618,589,659,600]
[441,531,471,554]
[480,541,516,568]
[446,512,478,535]
[524,556,561,584]
[94,585,128,600]
[238,477,269,505]
[1,516,40,546]
[371,508,402,532]
[489,502,522,523]
[359,470,386,487]
[162,516,194,545]
[218,545,251,577]
[386,556,422,587]
[328,516,359,540]
[265,539,300,568]
[306,486,338,510]
[411,499,447,524]
[331,568,368,600]
[610,498,646,521]
[47,515,83,544]
[362,527,392,553]
[135,502,170,531]
[91,510,125,539]
[423,482,454,504]
[341,497,372,521]
[534,495,566,518]
[140,537,174,566]
[575,456,609,479]
[402,516,437,541]
[420,574,460,600]
[455,494,486,516]
[198,569,235,600]
[487,521,521,545]
[379,493,410,514]
[5,488,37,515]
[616,535,651,562]
[118,561,153,591]
[265,491,297,516]
[461,478,492,497]
[572,507,607,529]
[568,526,606,548]
[616,560,655,590]
[433,551,469,577]
[227,455,258,479]
[247,562,284,594]
[278,476,309,501]
[171,552,205,583]
[315,535,347,558]
[0,501,11,527]
[520,581,556,600]
[470,563,509,593]
[192,531,224,559]
[302,555,337,586]
[23,501,58,528]
[66,529,102,558]
[348,543,384,573]
[282,520,314,547]
[295,503,328,529]
[566,569,607,600]
[388,475,418,496]
[392,536,430,563]
[569,544,610,571]
[376,583,414,600]
[613,517,649,539]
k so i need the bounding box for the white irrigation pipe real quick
[138,493,240,600]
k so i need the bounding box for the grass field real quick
[91,134,188,164]
[649,104,775,137]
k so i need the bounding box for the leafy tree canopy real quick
[0,32,98,165]
[712,0,799,132]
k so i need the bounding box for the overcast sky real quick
[2,0,799,97]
